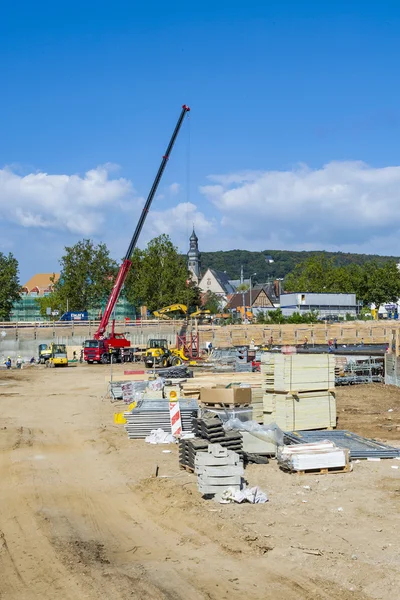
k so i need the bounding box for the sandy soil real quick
[0,365,399,600]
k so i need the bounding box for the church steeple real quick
[188,227,201,282]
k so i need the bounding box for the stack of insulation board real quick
[277,441,350,473]
[261,353,336,431]
[250,387,263,422]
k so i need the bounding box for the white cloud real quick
[200,161,400,252]
[0,165,133,235]
[169,182,181,195]
[143,202,216,248]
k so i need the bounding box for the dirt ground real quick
[0,365,399,600]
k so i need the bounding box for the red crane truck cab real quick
[83,332,131,364]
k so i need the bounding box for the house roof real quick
[228,278,251,289]
[210,269,236,295]
[22,273,60,294]
[264,281,280,304]
[226,285,276,309]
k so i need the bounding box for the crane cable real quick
[185,113,192,315]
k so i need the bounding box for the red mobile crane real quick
[83,105,190,364]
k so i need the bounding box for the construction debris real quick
[218,486,268,504]
[144,428,176,444]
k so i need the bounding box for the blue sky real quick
[2,1,400,282]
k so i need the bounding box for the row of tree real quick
[285,255,400,309]
[2,241,400,322]
[38,235,201,317]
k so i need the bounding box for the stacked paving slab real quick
[261,353,336,431]
[195,444,244,496]
[179,416,243,471]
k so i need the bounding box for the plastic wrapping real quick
[144,428,176,444]
[147,377,165,391]
[203,407,253,423]
[276,441,346,472]
[223,418,284,446]
[218,486,269,504]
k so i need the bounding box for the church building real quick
[187,228,201,283]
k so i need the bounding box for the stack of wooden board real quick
[261,353,336,431]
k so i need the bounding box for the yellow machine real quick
[144,339,187,369]
[153,304,211,320]
[38,343,68,367]
[153,304,188,319]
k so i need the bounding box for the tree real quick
[255,311,266,324]
[203,291,222,314]
[0,252,20,320]
[125,234,201,312]
[359,261,400,308]
[267,308,285,324]
[285,255,336,292]
[38,240,118,316]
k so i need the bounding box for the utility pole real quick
[249,273,257,317]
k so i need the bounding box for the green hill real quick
[199,249,400,282]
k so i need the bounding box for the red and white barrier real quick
[169,391,182,437]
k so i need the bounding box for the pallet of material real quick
[261,353,335,393]
[277,441,350,474]
[263,390,336,431]
[250,388,264,422]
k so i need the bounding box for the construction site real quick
[1,106,400,600]
[1,337,400,600]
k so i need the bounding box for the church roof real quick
[209,269,236,295]
[190,228,198,242]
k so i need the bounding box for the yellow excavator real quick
[38,343,68,367]
[153,304,211,320]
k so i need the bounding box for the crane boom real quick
[94,104,190,339]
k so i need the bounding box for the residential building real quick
[226,284,277,315]
[21,272,60,295]
[280,292,358,318]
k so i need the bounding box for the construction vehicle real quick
[83,105,190,364]
[144,332,205,368]
[38,343,68,367]
[153,304,188,319]
[144,339,185,368]
[153,304,211,320]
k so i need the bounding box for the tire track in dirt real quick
[0,367,373,600]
